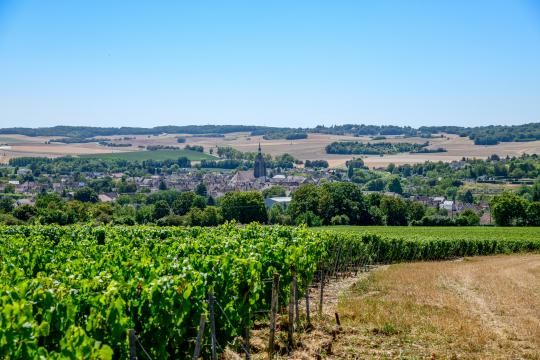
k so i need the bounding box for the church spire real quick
[254,142,267,178]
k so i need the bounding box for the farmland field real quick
[79,148,216,161]
[178,132,540,168]
[4,131,540,167]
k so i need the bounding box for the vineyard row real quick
[0,224,539,358]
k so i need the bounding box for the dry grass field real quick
[329,255,540,359]
[232,254,539,360]
[3,132,540,168]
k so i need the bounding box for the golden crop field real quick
[2,132,540,167]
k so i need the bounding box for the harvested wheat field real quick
[4,131,540,168]
[145,132,540,168]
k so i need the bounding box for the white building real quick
[265,196,292,209]
[441,200,455,212]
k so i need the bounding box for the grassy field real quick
[315,225,540,241]
[79,149,216,161]
[332,254,540,359]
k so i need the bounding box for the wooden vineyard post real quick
[305,284,311,327]
[346,244,353,277]
[288,273,296,349]
[318,270,324,317]
[193,314,206,360]
[268,273,280,359]
[244,325,251,360]
[129,329,137,360]
[208,292,217,360]
[333,246,342,279]
[294,275,300,328]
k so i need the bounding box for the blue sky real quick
[0,0,539,128]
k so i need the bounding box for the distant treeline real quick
[199,159,246,169]
[5,123,540,145]
[7,156,192,175]
[146,145,180,151]
[98,141,132,148]
[50,137,96,144]
[4,149,297,174]
[411,147,447,153]
[313,124,418,136]
[184,145,204,153]
[216,146,299,169]
[316,123,540,145]
[304,160,329,168]
[419,123,540,145]
[0,125,287,138]
[260,130,308,140]
[326,141,429,155]
[190,133,225,138]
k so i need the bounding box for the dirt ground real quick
[232,254,539,359]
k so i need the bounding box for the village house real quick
[98,193,117,203]
[15,198,34,207]
[16,168,32,176]
[440,200,456,212]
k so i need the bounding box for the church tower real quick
[254,143,267,178]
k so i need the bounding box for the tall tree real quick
[262,185,286,199]
[158,179,168,191]
[74,187,99,203]
[386,177,403,195]
[220,191,267,224]
[153,200,170,220]
[380,196,408,226]
[0,197,14,213]
[288,184,322,220]
[172,192,196,216]
[490,192,527,226]
[319,182,370,225]
[526,202,540,226]
[195,183,208,197]
[461,189,474,204]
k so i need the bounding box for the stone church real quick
[253,143,267,178]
